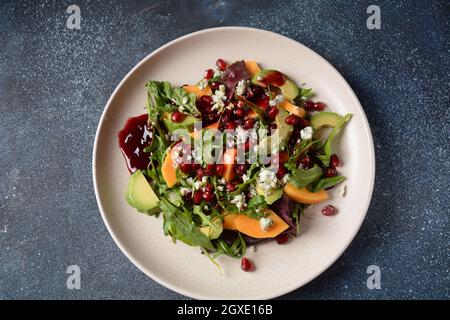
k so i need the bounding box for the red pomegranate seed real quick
[193,190,203,204]
[279,151,289,164]
[196,168,205,179]
[171,111,185,123]
[321,205,336,216]
[241,257,254,272]
[200,95,213,105]
[235,164,247,175]
[210,82,220,91]
[233,107,245,118]
[314,101,327,111]
[243,118,255,130]
[303,100,315,111]
[204,183,214,193]
[192,163,201,171]
[205,164,216,176]
[184,191,192,200]
[204,69,214,80]
[285,114,299,126]
[324,167,337,177]
[202,190,214,202]
[330,154,340,168]
[237,100,245,108]
[226,182,237,192]
[226,122,236,130]
[266,106,279,120]
[268,123,277,132]
[216,58,227,71]
[216,164,225,176]
[299,155,311,169]
[276,165,287,179]
[297,118,310,128]
[179,163,192,173]
[276,234,289,244]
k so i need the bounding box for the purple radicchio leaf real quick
[221,60,250,99]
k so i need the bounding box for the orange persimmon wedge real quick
[283,183,328,204]
[223,148,236,182]
[245,60,262,77]
[183,85,212,98]
[189,121,219,139]
[279,100,306,118]
[161,146,178,188]
[222,213,239,230]
[233,209,289,238]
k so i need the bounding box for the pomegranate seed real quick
[268,123,277,132]
[321,205,336,216]
[324,167,337,177]
[276,165,287,179]
[193,190,203,204]
[303,100,315,111]
[243,118,255,130]
[216,164,225,176]
[266,106,279,120]
[285,114,299,126]
[204,69,214,80]
[297,118,310,129]
[171,111,185,123]
[299,155,311,169]
[233,107,245,118]
[202,190,214,202]
[237,100,245,108]
[279,151,289,164]
[276,234,289,244]
[196,169,205,179]
[200,95,213,105]
[235,164,247,175]
[226,122,236,130]
[204,183,214,193]
[314,101,327,111]
[205,164,216,176]
[226,182,237,192]
[241,257,254,272]
[330,154,340,168]
[210,82,220,91]
[179,163,192,174]
[216,58,227,71]
[192,163,201,171]
[184,191,192,200]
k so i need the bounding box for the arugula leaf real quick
[317,113,352,166]
[292,203,301,236]
[160,198,214,250]
[289,165,323,188]
[213,232,246,258]
[310,176,346,192]
[284,140,319,171]
[247,195,268,212]
[299,88,314,99]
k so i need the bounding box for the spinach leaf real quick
[310,176,346,192]
[317,113,352,166]
[160,198,214,250]
[289,165,323,188]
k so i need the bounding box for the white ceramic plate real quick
[93,27,375,300]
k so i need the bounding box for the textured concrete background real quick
[0,0,449,299]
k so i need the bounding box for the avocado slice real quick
[310,112,343,130]
[251,69,286,87]
[126,170,160,215]
[200,217,223,239]
[162,111,199,133]
[259,108,292,155]
[279,79,299,100]
[256,185,283,205]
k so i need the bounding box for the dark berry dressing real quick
[118,114,152,173]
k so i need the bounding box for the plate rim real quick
[92,26,376,300]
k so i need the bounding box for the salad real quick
[118,59,351,271]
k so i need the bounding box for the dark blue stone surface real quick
[0,0,448,299]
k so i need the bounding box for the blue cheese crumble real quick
[300,126,314,140]
[259,217,273,231]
